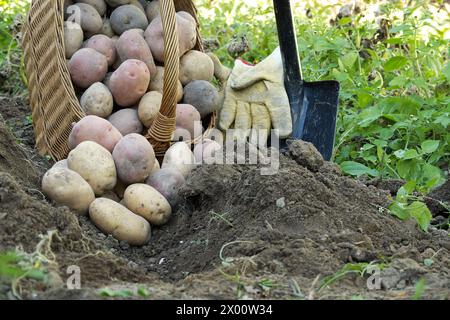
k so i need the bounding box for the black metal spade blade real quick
[273,0,340,161]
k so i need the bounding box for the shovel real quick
[273,0,340,161]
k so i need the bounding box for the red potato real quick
[69,48,108,88]
[175,104,202,140]
[66,3,103,35]
[112,133,156,184]
[69,115,123,152]
[116,29,156,76]
[108,108,143,136]
[145,167,185,207]
[144,11,196,63]
[84,34,117,66]
[109,59,150,107]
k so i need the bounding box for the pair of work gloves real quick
[219,47,292,144]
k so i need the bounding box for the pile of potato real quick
[42,0,224,246]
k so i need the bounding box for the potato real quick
[67,3,102,35]
[42,167,95,214]
[148,66,183,102]
[102,190,121,202]
[150,159,160,175]
[175,104,202,140]
[123,184,172,226]
[129,0,145,13]
[144,11,196,63]
[52,159,68,169]
[100,19,115,37]
[105,0,130,7]
[184,80,221,118]
[179,50,214,85]
[162,142,195,177]
[75,0,106,16]
[108,108,143,136]
[64,21,84,59]
[110,5,148,35]
[80,82,113,118]
[84,34,116,66]
[68,141,117,195]
[116,29,156,76]
[89,198,151,246]
[145,0,159,22]
[145,167,185,207]
[109,59,150,107]
[69,48,108,88]
[112,133,156,184]
[138,91,162,127]
[193,139,222,164]
[69,115,122,152]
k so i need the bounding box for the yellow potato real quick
[42,167,95,215]
[138,91,162,127]
[123,184,172,226]
[67,141,117,196]
[89,198,151,246]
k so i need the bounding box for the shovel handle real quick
[273,0,303,85]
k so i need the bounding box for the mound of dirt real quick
[0,95,449,299]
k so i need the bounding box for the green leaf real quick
[338,16,352,25]
[389,75,407,87]
[408,201,432,232]
[384,56,408,72]
[389,202,410,220]
[412,278,426,300]
[396,159,421,180]
[341,51,359,69]
[423,259,433,267]
[420,140,439,154]
[340,161,379,177]
[394,149,419,160]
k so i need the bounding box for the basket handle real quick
[147,0,179,154]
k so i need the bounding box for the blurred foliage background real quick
[0,0,449,228]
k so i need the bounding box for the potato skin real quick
[69,48,108,88]
[138,91,162,127]
[162,142,196,177]
[84,34,117,66]
[80,82,113,118]
[183,80,221,118]
[144,11,196,63]
[105,0,131,8]
[89,198,151,246]
[112,133,156,184]
[116,29,156,76]
[110,5,148,35]
[175,104,202,140]
[108,108,143,136]
[145,0,159,22]
[69,115,123,152]
[123,184,172,226]
[52,159,69,169]
[67,3,102,34]
[179,50,214,85]
[42,167,95,214]
[109,59,150,107]
[148,67,183,102]
[75,0,107,16]
[145,167,185,207]
[64,21,84,59]
[68,141,117,195]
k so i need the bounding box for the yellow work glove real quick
[219,47,292,144]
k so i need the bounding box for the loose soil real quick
[0,95,448,300]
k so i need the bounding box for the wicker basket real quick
[22,0,215,160]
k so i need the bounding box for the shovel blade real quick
[291,80,340,161]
